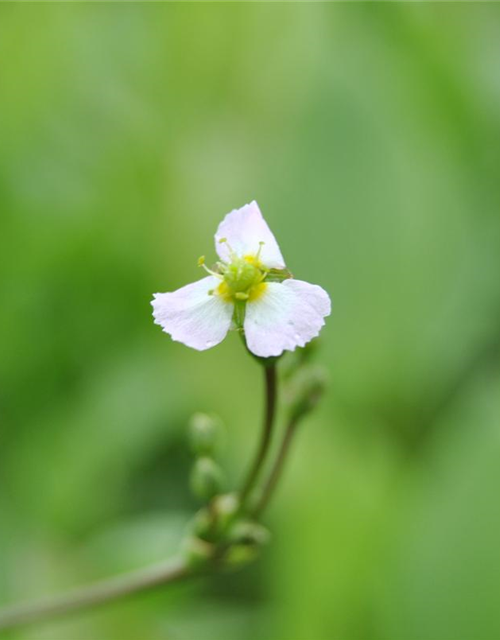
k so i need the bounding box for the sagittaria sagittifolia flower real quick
[152,201,331,358]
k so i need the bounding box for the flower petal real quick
[215,201,286,269]
[152,276,233,351]
[244,279,331,358]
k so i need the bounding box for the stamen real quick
[218,237,237,260]
[198,255,223,279]
[257,269,268,284]
[255,241,265,262]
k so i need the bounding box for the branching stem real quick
[239,363,278,508]
[253,414,300,517]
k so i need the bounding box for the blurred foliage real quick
[1,4,500,640]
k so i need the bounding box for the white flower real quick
[152,201,331,358]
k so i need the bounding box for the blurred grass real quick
[1,4,500,640]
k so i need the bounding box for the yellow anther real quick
[199,258,223,279]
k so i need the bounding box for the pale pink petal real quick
[215,201,286,269]
[244,279,331,358]
[152,276,233,351]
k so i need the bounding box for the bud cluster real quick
[183,413,271,571]
[188,413,225,501]
[181,342,327,573]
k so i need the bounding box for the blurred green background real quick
[1,4,500,640]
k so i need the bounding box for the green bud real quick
[188,413,223,456]
[219,520,271,571]
[211,493,240,535]
[190,457,225,501]
[227,520,271,547]
[285,365,328,420]
[190,507,213,539]
[221,543,260,570]
[181,535,215,569]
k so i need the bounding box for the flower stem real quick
[0,557,190,632]
[239,362,278,509]
[252,414,300,518]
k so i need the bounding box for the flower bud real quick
[285,364,328,420]
[188,412,223,456]
[190,457,225,501]
[190,507,213,540]
[227,520,271,547]
[221,543,260,570]
[181,535,215,569]
[211,493,240,535]
[219,520,271,571]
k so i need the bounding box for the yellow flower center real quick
[217,255,267,303]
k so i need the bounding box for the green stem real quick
[253,414,300,518]
[0,557,190,632]
[239,363,278,508]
